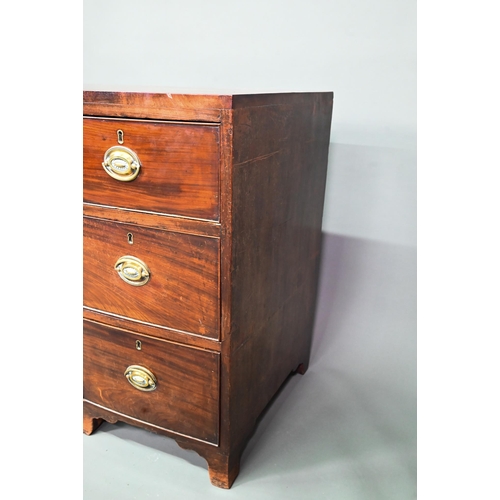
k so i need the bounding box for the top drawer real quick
[83,118,220,221]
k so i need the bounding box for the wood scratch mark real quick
[234,149,283,167]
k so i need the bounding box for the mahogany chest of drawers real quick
[83,90,333,488]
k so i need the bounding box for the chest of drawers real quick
[83,89,333,488]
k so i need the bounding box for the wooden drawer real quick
[83,217,220,338]
[83,118,220,221]
[83,320,220,444]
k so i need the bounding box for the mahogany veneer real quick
[84,118,220,220]
[83,217,220,337]
[83,89,333,488]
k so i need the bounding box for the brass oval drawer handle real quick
[114,256,151,286]
[124,365,157,391]
[102,145,141,181]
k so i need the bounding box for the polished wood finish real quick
[225,93,333,449]
[83,217,220,338]
[84,320,220,444]
[84,118,220,220]
[83,90,232,122]
[83,204,221,238]
[83,308,222,352]
[83,90,333,488]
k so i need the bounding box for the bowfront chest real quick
[83,90,333,488]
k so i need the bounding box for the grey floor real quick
[83,232,417,499]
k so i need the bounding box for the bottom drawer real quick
[83,320,220,444]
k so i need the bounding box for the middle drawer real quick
[83,217,220,339]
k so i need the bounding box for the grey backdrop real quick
[83,1,416,498]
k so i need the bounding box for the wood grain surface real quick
[224,92,333,450]
[82,90,334,489]
[83,204,221,238]
[83,90,232,122]
[83,308,222,351]
[83,217,220,338]
[83,319,220,444]
[84,118,220,220]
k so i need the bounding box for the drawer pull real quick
[114,256,150,286]
[124,365,157,391]
[102,145,141,181]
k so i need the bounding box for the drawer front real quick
[83,118,220,221]
[83,320,220,444]
[83,217,220,338]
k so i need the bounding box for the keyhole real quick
[127,233,133,244]
[136,340,142,350]
[117,129,124,144]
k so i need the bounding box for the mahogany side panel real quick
[226,92,333,447]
